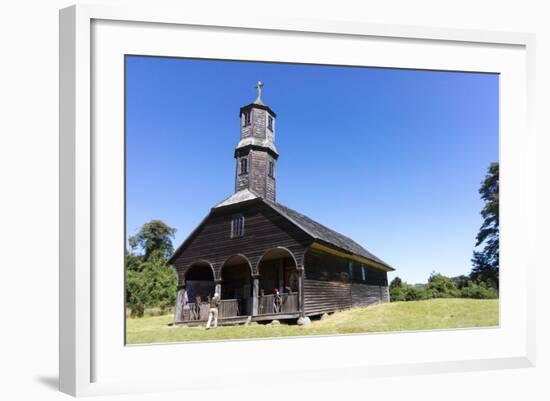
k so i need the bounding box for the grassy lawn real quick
[126,298,499,345]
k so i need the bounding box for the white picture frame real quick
[59,4,536,397]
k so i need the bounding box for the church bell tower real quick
[235,81,278,202]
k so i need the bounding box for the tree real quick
[125,248,143,272]
[471,162,499,289]
[390,276,403,289]
[426,272,459,298]
[389,277,406,301]
[128,220,176,260]
[460,281,498,299]
[404,285,425,301]
[126,252,177,316]
[452,275,469,290]
[126,220,178,317]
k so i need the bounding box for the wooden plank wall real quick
[303,249,390,316]
[351,283,390,307]
[303,279,352,316]
[172,202,310,284]
[381,286,390,303]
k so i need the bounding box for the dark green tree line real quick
[389,272,498,302]
[126,220,178,317]
[471,162,499,289]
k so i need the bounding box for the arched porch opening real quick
[180,261,215,321]
[220,255,253,317]
[257,247,299,315]
[184,260,215,302]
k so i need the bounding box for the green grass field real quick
[126,298,499,345]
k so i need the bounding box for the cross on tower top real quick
[254,81,264,105]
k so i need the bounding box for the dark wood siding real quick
[303,249,352,315]
[172,202,312,284]
[363,268,389,287]
[305,250,350,282]
[303,280,352,316]
[351,283,389,307]
[304,249,389,315]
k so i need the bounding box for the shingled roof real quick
[213,189,393,270]
[265,200,392,269]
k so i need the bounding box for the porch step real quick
[252,312,300,321]
[218,315,252,326]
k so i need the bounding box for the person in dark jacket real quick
[193,295,202,320]
[273,288,281,313]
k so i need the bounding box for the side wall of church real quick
[303,249,390,315]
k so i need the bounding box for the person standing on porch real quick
[273,288,281,313]
[206,292,220,329]
[193,295,202,321]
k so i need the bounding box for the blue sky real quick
[125,56,498,284]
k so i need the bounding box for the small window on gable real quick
[361,266,366,282]
[243,111,251,127]
[231,214,245,238]
[348,262,353,281]
[267,115,273,131]
[240,158,248,174]
[268,161,274,178]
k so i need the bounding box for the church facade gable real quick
[172,201,312,285]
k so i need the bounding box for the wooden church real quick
[170,83,394,325]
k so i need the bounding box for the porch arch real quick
[257,247,298,273]
[220,254,254,316]
[220,254,253,276]
[183,260,216,303]
[257,247,298,294]
[256,247,300,315]
[184,259,215,281]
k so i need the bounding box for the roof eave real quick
[310,240,395,272]
[239,103,277,118]
[264,200,394,272]
[167,210,214,266]
[212,197,263,212]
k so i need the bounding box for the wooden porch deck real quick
[172,312,301,327]
[174,293,300,326]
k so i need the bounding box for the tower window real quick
[230,214,245,238]
[243,111,251,127]
[240,158,248,174]
[268,161,274,178]
[267,115,273,131]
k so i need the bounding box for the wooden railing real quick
[178,295,298,322]
[218,299,240,318]
[180,302,209,322]
[180,299,242,322]
[258,293,299,315]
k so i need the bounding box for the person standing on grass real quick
[206,292,220,329]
